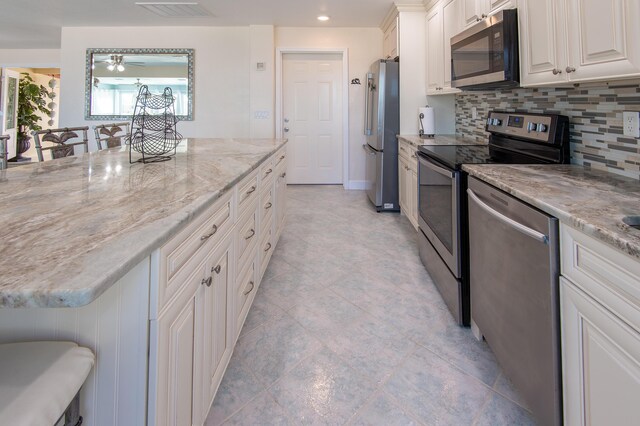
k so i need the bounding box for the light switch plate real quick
[623,111,640,138]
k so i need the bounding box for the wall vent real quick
[135,2,212,17]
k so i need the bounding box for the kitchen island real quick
[0,138,288,425]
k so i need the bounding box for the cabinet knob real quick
[280,172,287,178]
[201,276,213,287]
[552,68,562,75]
[565,66,576,73]
[481,13,487,18]
[212,265,221,274]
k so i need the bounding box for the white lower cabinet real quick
[560,224,640,425]
[149,146,287,426]
[398,140,419,230]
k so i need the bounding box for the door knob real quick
[284,127,290,132]
[284,118,289,123]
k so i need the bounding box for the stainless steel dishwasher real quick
[467,177,561,426]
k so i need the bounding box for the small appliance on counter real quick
[416,110,570,326]
[363,59,400,212]
[418,106,435,138]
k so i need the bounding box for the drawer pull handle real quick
[246,185,257,195]
[279,155,285,160]
[245,228,256,240]
[243,281,255,295]
[280,172,286,178]
[212,265,221,274]
[200,224,218,240]
[264,242,272,252]
[201,276,213,287]
[265,168,273,175]
[265,202,273,210]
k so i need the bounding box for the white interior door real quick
[282,53,343,184]
[1,68,20,159]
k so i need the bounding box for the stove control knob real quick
[536,123,548,133]
[527,122,537,132]
[492,118,503,126]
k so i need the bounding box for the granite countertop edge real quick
[462,164,640,260]
[0,139,287,308]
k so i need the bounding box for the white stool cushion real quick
[0,341,95,426]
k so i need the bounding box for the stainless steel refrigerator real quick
[363,59,400,212]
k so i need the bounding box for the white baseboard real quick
[345,180,367,190]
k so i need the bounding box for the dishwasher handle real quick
[467,188,549,245]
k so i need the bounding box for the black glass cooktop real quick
[417,144,492,169]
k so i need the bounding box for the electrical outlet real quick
[623,111,640,138]
[254,111,270,119]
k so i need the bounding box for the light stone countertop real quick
[0,138,287,308]
[398,134,487,149]
[462,164,640,260]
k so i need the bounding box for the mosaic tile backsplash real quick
[455,82,640,180]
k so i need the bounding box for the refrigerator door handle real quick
[362,144,376,155]
[364,72,374,136]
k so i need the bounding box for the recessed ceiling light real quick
[317,15,330,21]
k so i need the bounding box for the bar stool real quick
[32,127,89,162]
[0,341,95,425]
[93,122,130,150]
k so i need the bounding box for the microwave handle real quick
[364,72,374,136]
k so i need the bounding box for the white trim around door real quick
[276,47,349,189]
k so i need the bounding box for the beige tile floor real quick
[205,185,535,425]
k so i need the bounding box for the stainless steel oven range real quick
[416,110,570,326]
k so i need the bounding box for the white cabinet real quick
[463,0,513,28]
[383,15,399,60]
[274,153,287,240]
[519,0,640,87]
[427,0,464,95]
[560,224,640,425]
[398,140,419,230]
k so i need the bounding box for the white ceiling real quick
[0,0,424,49]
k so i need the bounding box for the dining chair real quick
[32,127,89,162]
[0,135,8,170]
[93,121,130,150]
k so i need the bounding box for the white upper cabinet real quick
[518,0,568,86]
[566,0,640,82]
[427,0,463,95]
[383,15,399,60]
[426,5,444,93]
[519,0,640,86]
[463,0,514,28]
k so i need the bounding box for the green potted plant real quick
[15,72,51,161]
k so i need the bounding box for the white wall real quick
[0,49,60,68]
[250,26,275,138]
[60,27,251,149]
[275,27,383,186]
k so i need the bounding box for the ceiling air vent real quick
[135,2,212,17]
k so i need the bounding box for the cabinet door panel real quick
[410,168,418,228]
[518,0,568,86]
[426,6,444,93]
[463,0,484,27]
[398,156,407,212]
[202,233,234,414]
[567,0,640,81]
[443,0,463,89]
[561,277,640,426]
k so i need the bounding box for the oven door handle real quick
[467,189,549,244]
[418,154,455,178]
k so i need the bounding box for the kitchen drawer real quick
[259,184,274,235]
[156,191,234,312]
[561,224,640,332]
[258,225,274,281]
[235,256,256,335]
[260,157,275,187]
[398,140,413,160]
[236,203,259,272]
[274,147,286,168]
[237,169,259,215]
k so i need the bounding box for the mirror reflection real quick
[85,48,194,120]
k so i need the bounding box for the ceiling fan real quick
[97,55,145,72]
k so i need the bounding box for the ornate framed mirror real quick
[85,48,194,121]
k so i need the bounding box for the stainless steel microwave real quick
[450,9,519,90]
